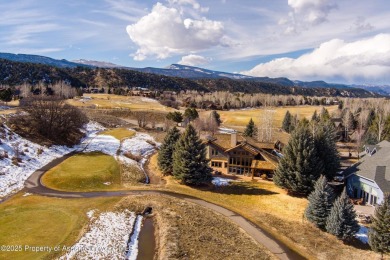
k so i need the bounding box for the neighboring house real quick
[204,133,281,178]
[346,140,390,205]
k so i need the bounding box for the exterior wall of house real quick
[347,174,384,205]
[227,148,255,176]
[206,144,229,174]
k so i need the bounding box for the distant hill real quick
[72,59,120,68]
[0,52,90,68]
[352,85,390,96]
[0,52,384,98]
[0,58,381,98]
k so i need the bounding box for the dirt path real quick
[20,157,304,260]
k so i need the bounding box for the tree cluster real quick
[305,177,360,241]
[274,117,340,195]
[157,124,212,185]
[16,96,87,145]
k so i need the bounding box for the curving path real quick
[22,155,305,260]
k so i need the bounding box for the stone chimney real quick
[231,132,237,147]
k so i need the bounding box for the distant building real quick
[345,140,390,205]
[204,133,281,178]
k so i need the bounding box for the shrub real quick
[123,152,142,162]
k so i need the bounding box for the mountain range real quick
[0,52,388,96]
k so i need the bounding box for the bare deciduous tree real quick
[258,110,275,142]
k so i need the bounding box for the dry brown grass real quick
[67,94,175,111]
[147,153,382,260]
[116,194,275,260]
[121,163,146,184]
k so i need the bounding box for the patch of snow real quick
[126,215,143,260]
[103,182,111,186]
[140,97,157,103]
[218,127,237,134]
[83,135,120,156]
[120,132,160,169]
[22,192,32,197]
[355,225,369,244]
[86,210,95,219]
[60,210,136,260]
[0,106,10,110]
[212,177,234,187]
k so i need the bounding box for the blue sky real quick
[0,0,390,84]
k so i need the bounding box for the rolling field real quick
[66,94,175,111]
[41,152,122,192]
[0,193,120,260]
[215,105,338,129]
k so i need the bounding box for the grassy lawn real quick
[41,152,122,192]
[0,193,120,260]
[66,94,175,111]
[215,105,338,129]
[100,128,135,140]
[147,154,380,259]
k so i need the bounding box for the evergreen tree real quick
[158,127,181,175]
[314,121,340,180]
[311,110,319,122]
[210,110,222,126]
[282,111,292,133]
[0,88,13,102]
[326,189,360,241]
[243,118,257,137]
[184,108,199,121]
[320,107,330,122]
[274,123,323,195]
[369,193,390,257]
[172,124,212,185]
[305,175,335,230]
[166,111,183,123]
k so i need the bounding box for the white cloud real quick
[242,34,390,84]
[288,0,337,25]
[126,2,225,60]
[178,54,211,66]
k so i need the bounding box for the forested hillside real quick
[0,59,380,97]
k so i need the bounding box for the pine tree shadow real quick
[210,182,278,196]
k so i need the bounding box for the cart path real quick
[22,156,305,260]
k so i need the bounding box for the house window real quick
[211,148,219,156]
[211,161,222,168]
[224,162,227,168]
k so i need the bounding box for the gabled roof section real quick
[206,133,245,150]
[354,140,390,192]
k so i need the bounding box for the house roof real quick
[354,140,390,192]
[205,133,279,169]
[251,160,276,171]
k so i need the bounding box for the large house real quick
[346,140,390,205]
[204,133,281,178]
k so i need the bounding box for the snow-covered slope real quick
[0,122,104,198]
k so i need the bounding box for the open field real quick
[67,94,175,111]
[148,154,380,259]
[0,193,120,260]
[42,152,122,192]
[117,194,275,260]
[215,105,339,129]
[99,128,135,140]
